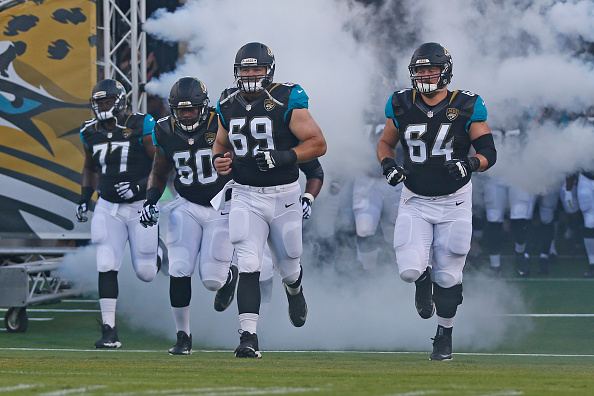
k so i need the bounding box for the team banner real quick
[0,0,96,239]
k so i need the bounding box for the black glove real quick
[255,149,297,171]
[114,182,140,200]
[443,157,480,180]
[381,157,409,186]
[139,201,159,228]
[75,202,88,222]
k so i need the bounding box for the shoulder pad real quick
[282,82,296,87]
[80,118,97,133]
[449,90,479,110]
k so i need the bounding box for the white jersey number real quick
[229,116,276,157]
[404,124,453,163]
[93,141,130,174]
[173,149,218,186]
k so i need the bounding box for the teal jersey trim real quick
[143,114,156,136]
[384,93,399,129]
[284,84,309,123]
[467,95,487,131]
[79,130,89,150]
[216,100,226,129]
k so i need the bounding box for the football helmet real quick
[168,77,209,132]
[408,42,453,94]
[234,42,275,94]
[90,79,127,121]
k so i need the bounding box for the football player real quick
[213,42,327,358]
[140,77,238,355]
[77,79,160,348]
[576,105,594,278]
[377,43,497,361]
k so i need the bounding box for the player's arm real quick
[212,119,234,176]
[298,159,324,219]
[288,108,327,163]
[76,146,99,222]
[146,147,173,200]
[468,121,496,172]
[377,118,408,186]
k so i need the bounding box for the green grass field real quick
[1,256,593,395]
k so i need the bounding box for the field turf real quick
[1,256,593,395]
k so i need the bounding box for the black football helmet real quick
[234,42,275,94]
[90,79,127,121]
[408,42,453,94]
[168,77,209,132]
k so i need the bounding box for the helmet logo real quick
[264,99,276,111]
[205,132,216,145]
[178,101,192,106]
[446,108,459,121]
[267,47,274,57]
[415,59,430,65]
[199,81,207,93]
[93,91,107,99]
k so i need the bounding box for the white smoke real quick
[92,0,593,352]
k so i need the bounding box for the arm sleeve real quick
[298,159,324,182]
[384,93,399,130]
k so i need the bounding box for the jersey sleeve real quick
[142,114,156,136]
[79,123,90,150]
[384,93,399,129]
[216,99,227,130]
[288,85,309,110]
[470,95,487,122]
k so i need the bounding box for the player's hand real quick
[563,190,575,211]
[255,149,297,171]
[75,202,88,222]
[115,181,140,200]
[213,152,233,175]
[381,157,409,186]
[301,193,314,220]
[139,201,159,228]
[443,157,480,180]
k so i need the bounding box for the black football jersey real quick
[216,83,309,187]
[153,110,231,206]
[386,89,488,196]
[80,113,155,203]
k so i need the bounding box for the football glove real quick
[114,181,140,200]
[443,157,481,180]
[75,202,88,222]
[381,157,409,186]
[301,193,314,220]
[139,201,159,228]
[255,149,297,171]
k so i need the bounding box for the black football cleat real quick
[415,268,435,319]
[95,324,122,348]
[214,265,238,312]
[430,334,453,361]
[584,265,594,278]
[515,252,530,277]
[169,331,193,355]
[285,286,308,327]
[234,330,262,358]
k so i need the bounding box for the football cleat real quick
[234,330,262,358]
[584,265,594,278]
[214,264,238,312]
[285,286,307,327]
[95,324,122,348]
[515,252,530,277]
[415,268,435,319]
[488,266,501,278]
[169,331,193,355]
[430,334,453,361]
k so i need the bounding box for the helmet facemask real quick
[234,64,274,94]
[233,42,275,94]
[408,43,453,95]
[409,63,450,94]
[171,102,209,133]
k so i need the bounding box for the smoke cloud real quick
[77,0,592,351]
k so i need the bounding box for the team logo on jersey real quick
[122,128,133,138]
[446,108,459,121]
[264,99,276,111]
[205,132,216,145]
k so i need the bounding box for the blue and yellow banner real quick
[0,0,96,238]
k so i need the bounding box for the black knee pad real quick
[98,271,118,299]
[433,283,463,319]
[485,222,504,255]
[237,272,260,315]
[169,276,191,307]
[510,219,529,245]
